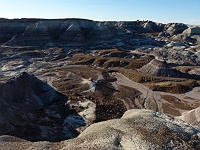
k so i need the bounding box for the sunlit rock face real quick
[138,59,176,77]
[165,23,188,36]
[86,22,114,40]
[62,109,200,150]
[182,26,200,36]
[0,72,85,142]
[59,23,87,46]
[140,21,164,33]
[177,107,200,129]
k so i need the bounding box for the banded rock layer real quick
[138,59,176,77]
[0,18,199,47]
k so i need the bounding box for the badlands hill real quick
[138,59,177,77]
[0,72,85,142]
[178,107,200,129]
[0,18,199,48]
[0,18,200,149]
[0,109,199,149]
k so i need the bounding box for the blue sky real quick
[0,0,199,25]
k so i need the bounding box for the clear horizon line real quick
[1,17,199,25]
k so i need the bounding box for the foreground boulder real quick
[62,109,200,149]
[0,109,199,149]
[0,72,85,142]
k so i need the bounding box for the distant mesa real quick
[1,18,199,47]
[138,59,176,77]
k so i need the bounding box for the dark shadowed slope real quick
[0,72,85,142]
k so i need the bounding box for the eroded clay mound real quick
[138,59,176,77]
[62,109,200,150]
[178,106,200,129]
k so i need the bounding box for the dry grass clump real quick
[95,98,126,122]
[125,55,155,69]
[92,58,108,67]
[93,71,127,122]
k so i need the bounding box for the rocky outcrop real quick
[0,19,27,43]
[140,21,164,33]
[63,109,200,149]
[5,21,51,46]
[0,72,85,142]
[0,18,184,47]
[0,135,27,142]
[177,107,200,129]
[165,23,188,36]
[86,22,114,41]
[1,18,116,46]
[182,26,200,36]
[59,23,86,45]
[0,109,199,149]
[138,59,176,77]
[2,18,199,47]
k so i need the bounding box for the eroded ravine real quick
[110,72,200,116]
